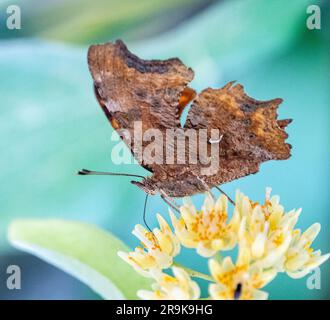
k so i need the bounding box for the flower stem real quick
[173,262,214,282]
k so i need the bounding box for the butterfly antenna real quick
[143,194,152,232]
[77,169,144,179]
[215,186,236,206]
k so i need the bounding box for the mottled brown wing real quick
[88,40,194,172]
[184,81,292,187]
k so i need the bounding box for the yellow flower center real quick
[143,232,161,251]
[188,209,228,242]
[216,265,247,287]
[273,233,284,247]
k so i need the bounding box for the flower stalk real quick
[172,262,214,282]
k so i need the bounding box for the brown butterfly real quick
[80,40,291,206]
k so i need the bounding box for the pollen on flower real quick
[169,193,239,257]
[209,248,276,300]
[273,233,284,247]
[117,215,180,277]
[144,232,161,250]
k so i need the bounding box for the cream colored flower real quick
[118,214,180,277]
[209,248,277,300]
[119,188,329,300]
[170,193,240,257]
[236,188,300,269]
[137,267,200,300]
[283,223,330,278]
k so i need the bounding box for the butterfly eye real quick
[234,283,242,300]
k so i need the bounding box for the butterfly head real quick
[131,179,157,195]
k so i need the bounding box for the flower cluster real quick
[118,189,329,300]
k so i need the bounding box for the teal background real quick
[0,0,329,299]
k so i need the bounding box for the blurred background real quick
[0,0,329,299]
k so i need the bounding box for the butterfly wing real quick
[184,81,292,186]
[88,41,292,196]
[88,40,194,172]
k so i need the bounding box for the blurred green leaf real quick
[134,0,318,88]
[8,219,151,299]
[0,0,212,43]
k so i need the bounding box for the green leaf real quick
[8,219,152,299]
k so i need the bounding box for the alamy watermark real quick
[2,4,322,32]
[4,4,21,30]
[2,264,325,292]
[110,121,222,176]
[6,265,21,290]
[306,5,321,30]
[306,267,322,290]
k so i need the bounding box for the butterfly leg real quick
[207,190,217,201]
[195,175,216,201]
[160,191,180,213]
[215,186,235,206]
